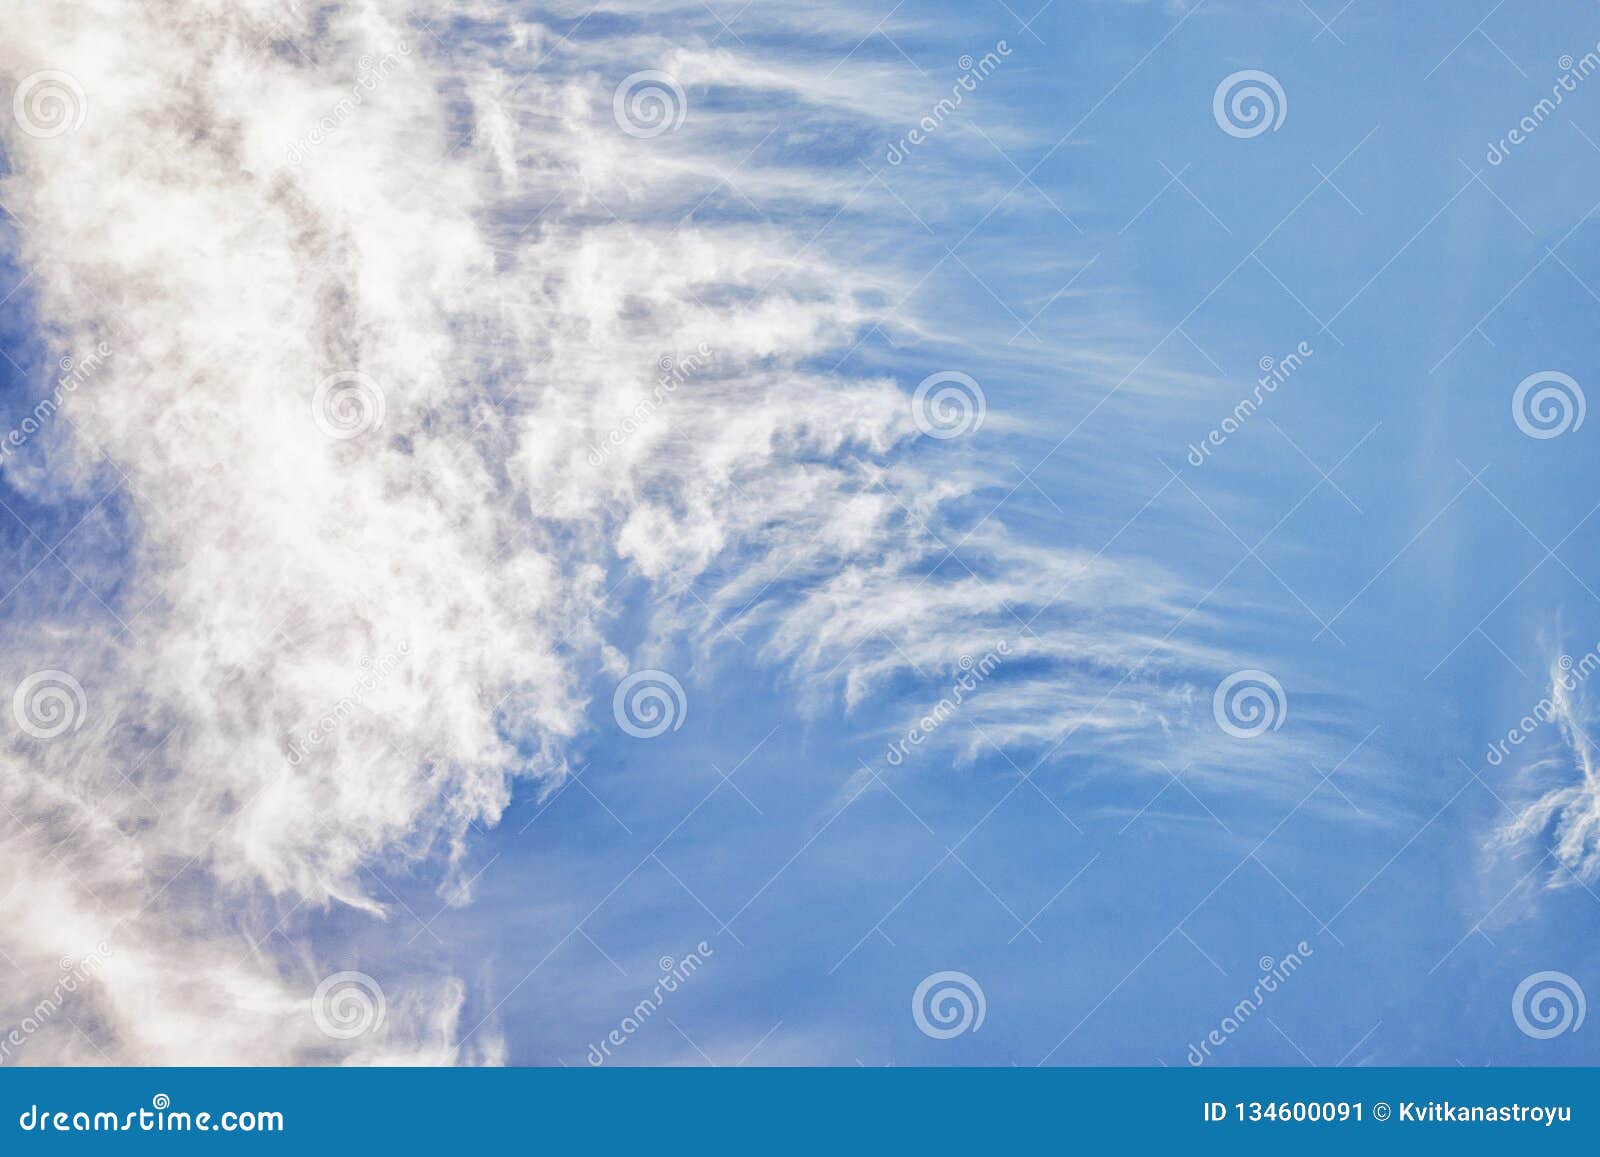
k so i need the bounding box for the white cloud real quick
[1497,655,1600,885]
[0,0,1304,1063]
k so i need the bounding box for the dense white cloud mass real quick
[0,0,1257,1063]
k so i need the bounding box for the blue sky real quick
[4,0,1600,1066]
[425,0,1600,1065]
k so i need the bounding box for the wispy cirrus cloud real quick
[1497,652,1600,886]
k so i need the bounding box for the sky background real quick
[3,0,1600,1066]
